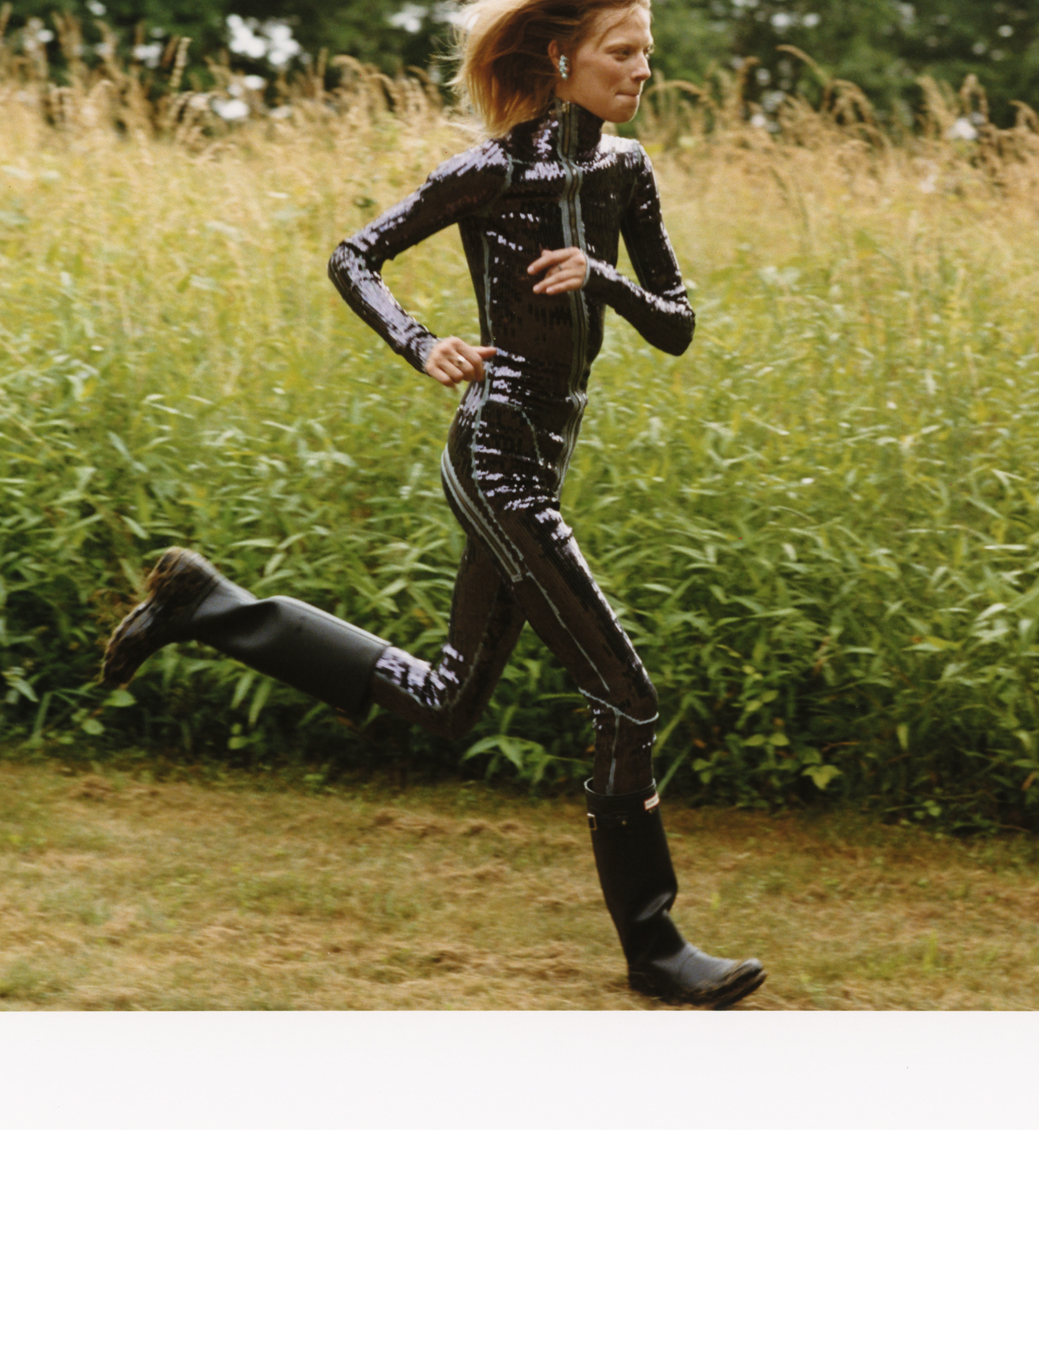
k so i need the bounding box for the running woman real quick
[103,0,766,1008]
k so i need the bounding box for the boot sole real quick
[100,547,221,688]
[712,967,768,1010]
[630,961,767,1010]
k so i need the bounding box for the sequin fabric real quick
[329,101,695,795]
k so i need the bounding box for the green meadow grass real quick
[3,87,1039,827]
[5,758,1039,1010]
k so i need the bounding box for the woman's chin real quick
[570,94,640,122]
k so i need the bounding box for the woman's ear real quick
[548,39,561,65]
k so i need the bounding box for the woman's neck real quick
[551,99,605,154]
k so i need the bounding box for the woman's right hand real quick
[425,337,497,387]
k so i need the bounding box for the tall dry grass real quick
[3,33,1039,827]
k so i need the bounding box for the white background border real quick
[1,1011,1037,1127]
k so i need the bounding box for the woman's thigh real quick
[442,398,657,726]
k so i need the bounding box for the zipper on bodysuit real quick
[556,103,591,492]
[557,103,590,396]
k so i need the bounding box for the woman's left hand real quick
[528,247,588,295]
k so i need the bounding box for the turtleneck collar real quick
[551,99,605,157]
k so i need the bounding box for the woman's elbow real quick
[327,239,354,290]
[659,309,695,357]
[328,236,386,294]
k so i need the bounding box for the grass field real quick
[2,758,1038,1010]
[3,57,1039,830]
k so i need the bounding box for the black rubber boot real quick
[102,547,388,718]
[585,781,766,1008]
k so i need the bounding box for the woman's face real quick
[552,7,653,123]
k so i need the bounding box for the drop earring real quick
[558,54,570,79]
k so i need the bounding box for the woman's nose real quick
[634,56,651,83]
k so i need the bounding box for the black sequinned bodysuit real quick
[328,100,694,795]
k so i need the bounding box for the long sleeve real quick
[583,145,695,357]
[328,145,510,373]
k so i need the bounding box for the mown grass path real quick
[2,760,1037,1009]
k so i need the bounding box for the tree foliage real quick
[709,1,1039,129]
[6,1,1039,127]
[8,0,446,79]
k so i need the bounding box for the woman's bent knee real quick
[630,681,658,727]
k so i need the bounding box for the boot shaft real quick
[192,588,387,718]
[584,780,685,967]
